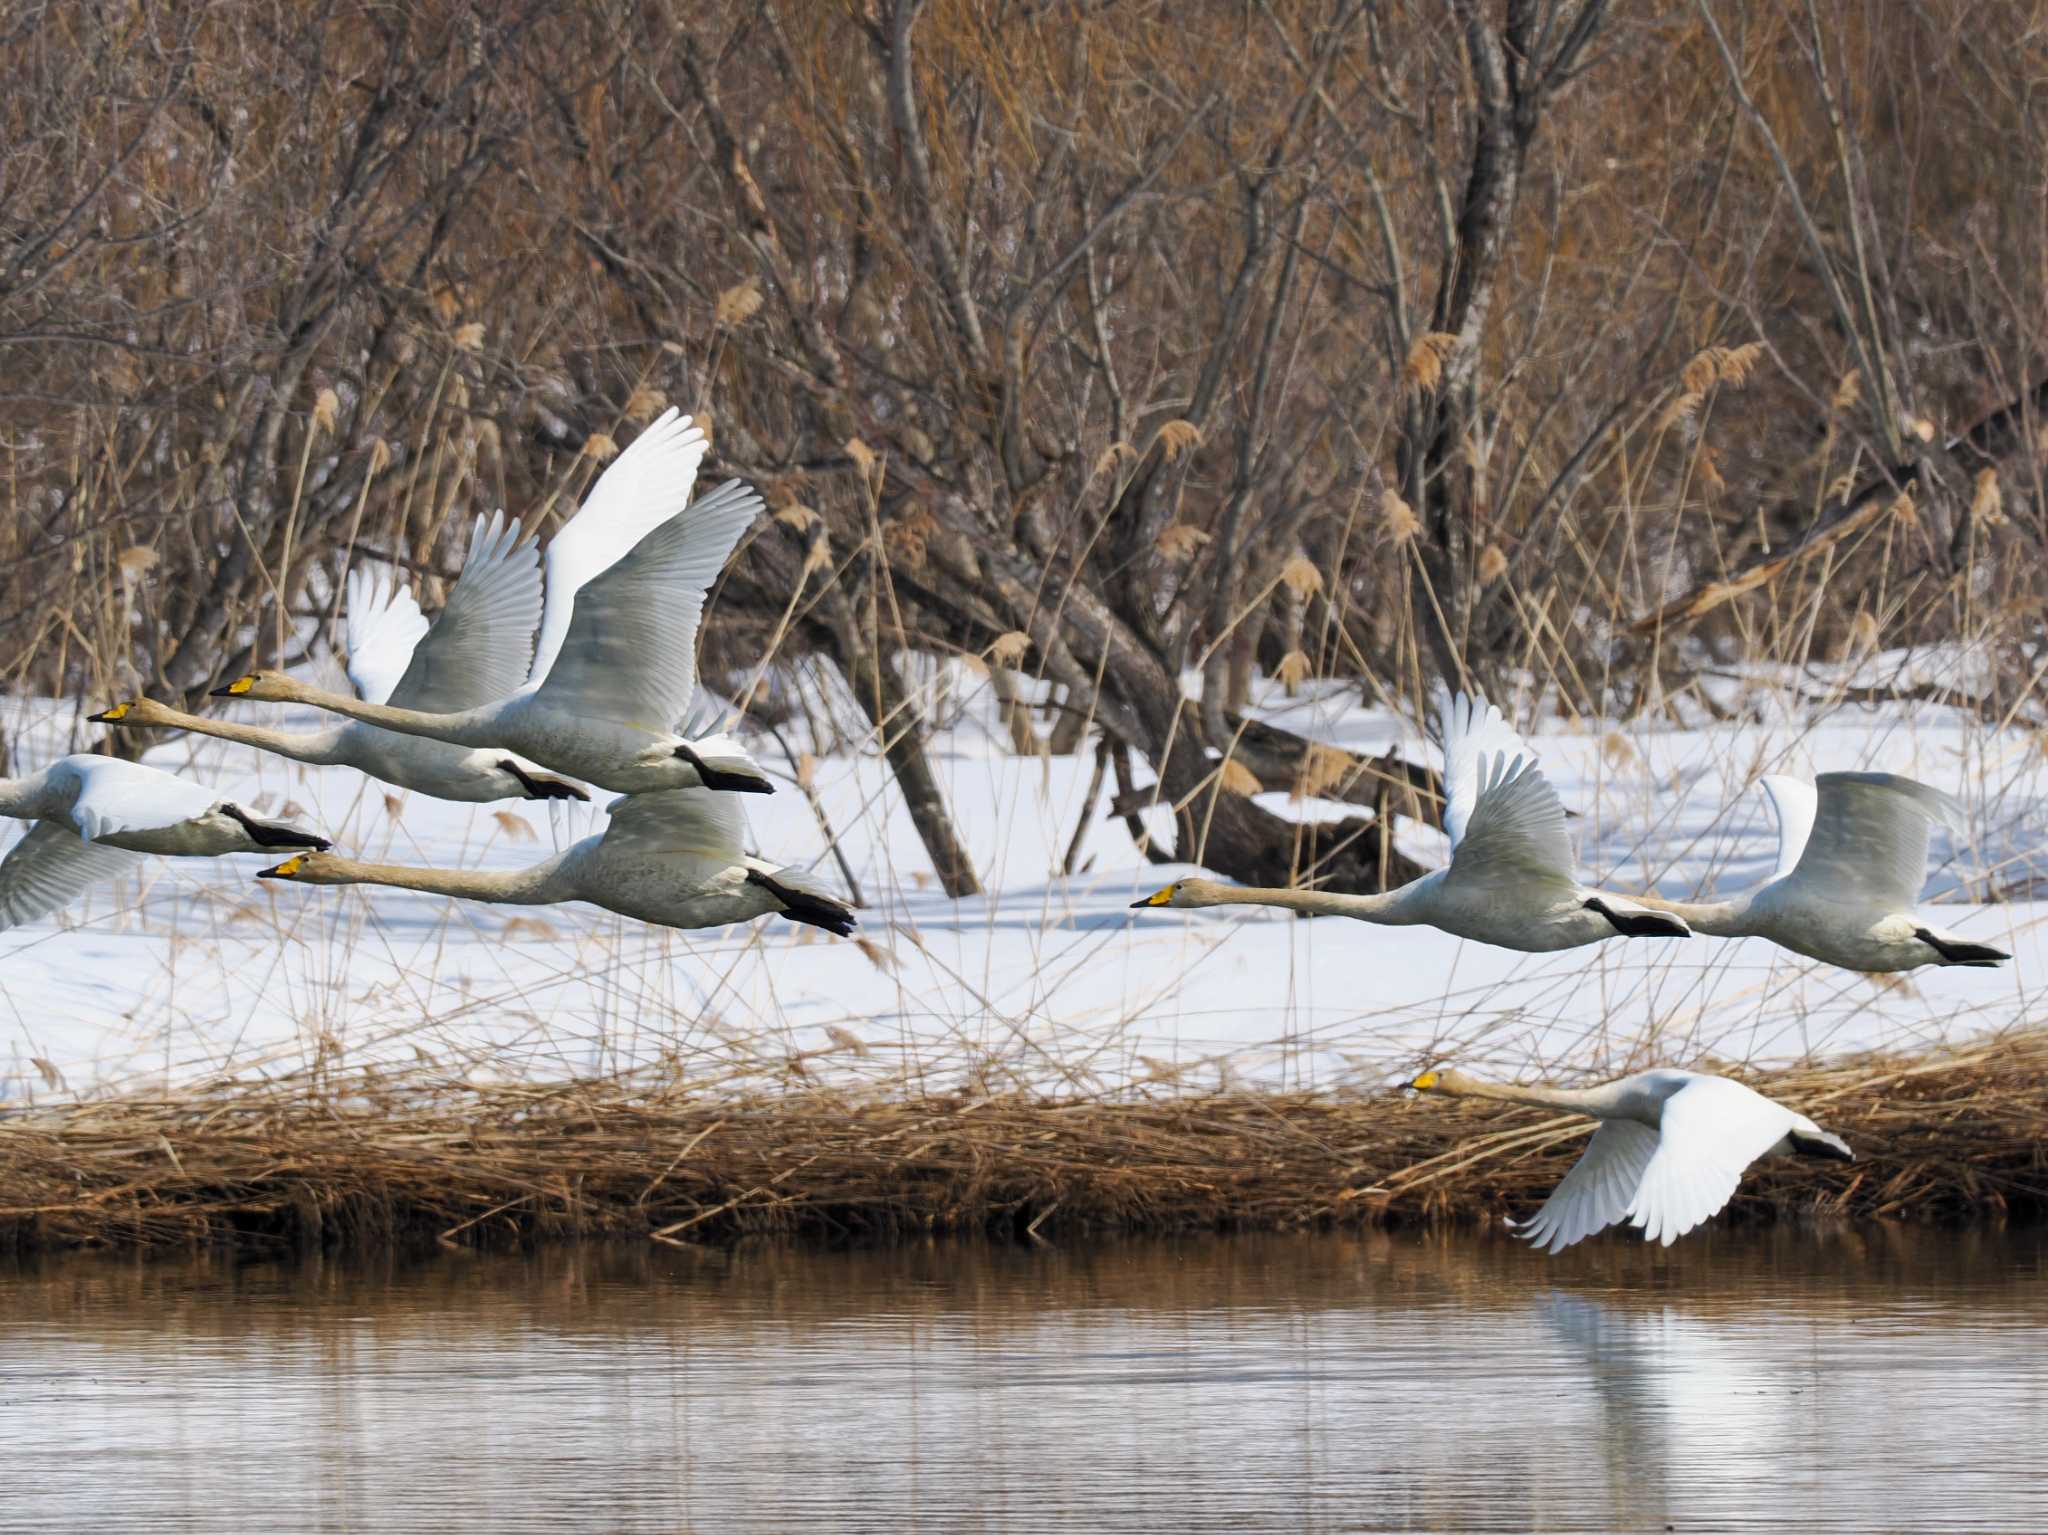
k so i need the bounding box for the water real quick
[1,1228,2044,1532]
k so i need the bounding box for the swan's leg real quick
[220,804,331,851]
[1582,897,1689,939]
[497,761,590,802]
[1911,926,2009,967]
[674,743,774,794]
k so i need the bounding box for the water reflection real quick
[1,1228,2044,1532]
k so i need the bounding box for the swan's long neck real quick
[1625,890,1751,937]
[304,853,574,905]
[141,708,352,767]
[1182,881,1413,923]
[1437,1074,1623,1116]
[287,687,494,747]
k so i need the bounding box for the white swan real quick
[1631,772,2007,972]
[1131,687,1690,951]
[212,410,773,797]
[257,787,851,936]
[0,754,330,929]
[1406,1066,1853,1252]
[90,511,587,804]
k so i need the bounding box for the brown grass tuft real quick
[1381,488,1420,542]
[1274,649,1314,692]
[1215,757,1262,796]
[1153,419,1202,460]
[988,630,1031,666]
[1475,545,1508,585]
[0,1033,2041,1254]
[715,278,765,326]
[1155,522,1212,560]
[1402,331,1459,396]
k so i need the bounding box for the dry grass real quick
[4,1031,2044,1255]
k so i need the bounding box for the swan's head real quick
[88,697,181,727]
[256,850,353,885]
[211,669,300,703]
[1129,878,1228,910]
[1405,1067,1482,1097]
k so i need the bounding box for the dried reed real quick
[3,1030,2043,1255]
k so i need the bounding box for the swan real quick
[210,410,773,797]
[0,754,330,929]
[1629,772,2007,972]
[90,510,588,804]
[1406,1065,1853,1252]
[1130,687,1690,951]
[256,787,852,936]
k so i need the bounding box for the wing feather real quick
[600,789,748,860]
[1624,1077,1795,1247]
[1432,685,1537,850]
[384,511,543,712]
[1514,1119,1660,1254]
[344,565,430,706]
[1444,752,1576,887]
[528,409,709,687]
[0,819,143,930]
[59,757,218,840]
[528,479,762,731]
[1757,774,1818,882]
[1790,771,1961,909]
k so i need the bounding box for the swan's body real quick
[1408,1066,1853,1252]
[216,411,772,798]
[1131,688,1689,952]
[91,512,586,805]
[0,755,330,929]
[1632,772,2006,973]
[258,788,852,937]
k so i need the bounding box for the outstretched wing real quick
[528,480,762,732]
[0,819,143,930]
[1625,1076,1795,1246]
[599,789,748,860]
[1756,774,1818,883]
[1790,771,1963,910]
[1514,1118,1662,1255]
[1445,752,1576,887]
[385,511,543,712]
[59,756,218,840]
[345,565,431,706]
[1433,686,1540,850]
[528,408,709,688]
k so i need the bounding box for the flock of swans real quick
[0,408,2010,1255]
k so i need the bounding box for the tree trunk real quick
[832,646,982,898]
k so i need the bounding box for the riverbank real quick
[4,1029,2043,1253]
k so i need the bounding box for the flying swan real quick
[1406,1066,1854,1252]
[211,409,773,798]
[0,754,330,930]
[91,511,587,805]
[1131,687,1690,951]
[257,786,851,936]
[1628,771,2007,973]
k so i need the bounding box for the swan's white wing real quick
[1444,753,1576,887]
[528,479,762,731]
[1625,1076,1795,1246]
[528,408,709,688]
[384,511,543,713]
[599,789,748,860]
[58,756,218,840]
[345,566,431,706]
[1514,1119,1661,1255]
[0,819,143,930]
[1757,774,1818,882]
[1790,771,1962,911]
[1432,686,1538,850]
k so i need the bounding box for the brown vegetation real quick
[7,2,2048,898]
[3,1030,2043,1255]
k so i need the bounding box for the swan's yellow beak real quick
[1408,1070,1441,1091]
[259,855,307,880]
[1130,883,1177,909]
[88,702,131,722]
[212,675,256,698]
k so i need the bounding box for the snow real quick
[2,651,2041,1104]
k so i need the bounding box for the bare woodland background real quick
[3,0,2045,898]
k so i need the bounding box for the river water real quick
[1,1227,2043,1532]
